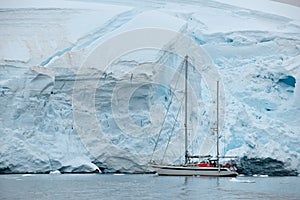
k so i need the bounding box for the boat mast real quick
[184,55,188,165]
[216,80,220,172]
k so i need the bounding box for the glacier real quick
[0,0,299,174]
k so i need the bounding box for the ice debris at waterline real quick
[22,174,35,177]
[49,170,61,175]
[229,178,255,183]
[0,0,300,174]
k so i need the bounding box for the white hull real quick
[151,165,238,177]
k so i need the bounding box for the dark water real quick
[0,174,299,200]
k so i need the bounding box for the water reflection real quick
[1,174,299,200]
[178,177,189,198]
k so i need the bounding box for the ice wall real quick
[0,0,299,173]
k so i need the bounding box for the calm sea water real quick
[0,174,299,200]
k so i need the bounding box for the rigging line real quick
[161,97,184,164]
[223,132,226,156]
[150,58,185,162]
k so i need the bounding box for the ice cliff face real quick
[0,0,299,174]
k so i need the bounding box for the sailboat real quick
[151,56,238,177]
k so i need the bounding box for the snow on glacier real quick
[215,0,300,26]
[0,0,299,173]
